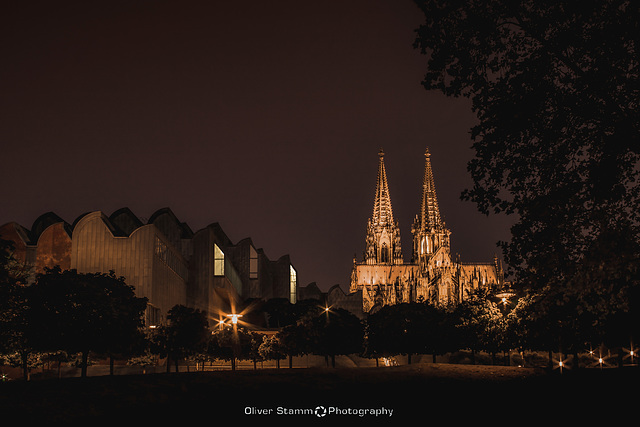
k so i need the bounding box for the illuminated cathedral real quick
[350,148,505,313]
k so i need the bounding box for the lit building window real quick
[249,245,258,279]
[214,244,225,276]
[289,265,297,304]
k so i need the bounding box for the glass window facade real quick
[214,244,225,276]
[289,265,297,304]
[249,245,258,279]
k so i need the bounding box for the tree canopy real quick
[413,1,640,324]
[28,267,148,377]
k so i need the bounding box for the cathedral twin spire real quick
[363,148,450,266]
[417,148,443,231]
[364,149,402,265]
[371,149,395,229]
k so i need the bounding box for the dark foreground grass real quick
[1,364,636,424]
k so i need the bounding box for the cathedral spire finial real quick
[412,147,450,263]
[419,146,441,229]
[372,148,394,227]
[364,149,402,265]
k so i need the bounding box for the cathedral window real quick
[380,243,389,263]
[214,244,225,276]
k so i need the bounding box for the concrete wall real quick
[71,212,188,323]
[34,222,72,274]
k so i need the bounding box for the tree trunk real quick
[289,354,293,368]
[166,357,171,373]
[407,353,412,365]
[432,353,436,363]
[21,351,29,381]
[331,354,336,368]
[81,351,89,378]
[109,356,115,375]
[174,359,179,372]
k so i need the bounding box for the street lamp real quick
[227,314,243,325]
[225,313,243,371]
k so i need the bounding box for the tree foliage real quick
[413,0,640,329]
[153,305,209,372]
[0,239,33,379]
[28,267,148,377]
[307,307,364,367]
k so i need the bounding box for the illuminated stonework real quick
[350,148,505,313]
[363,150,403,266]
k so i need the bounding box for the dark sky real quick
[0,0,512,292]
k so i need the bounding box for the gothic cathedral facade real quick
[350,149,505,313]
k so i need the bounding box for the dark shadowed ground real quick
[1,363,635,424]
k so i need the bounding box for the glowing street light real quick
[226,314,243,325]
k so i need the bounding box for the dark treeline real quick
[2,250,638,379]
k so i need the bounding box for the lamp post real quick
[226,314,243,370]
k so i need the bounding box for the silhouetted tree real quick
[452,291,507,364]
[0,239,34,380]
[278,321,312,368]
[28,267,147,378]
[208,328,235,368]
[208,326,257,370]
[152,305,209,373]
[258,334,287,368]
[414,0,640,343]
[262,298,296,328]
[246,331,265,369]
[309,307,363,368]
[367,302,453,364]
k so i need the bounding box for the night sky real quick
[1,0,512,292]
